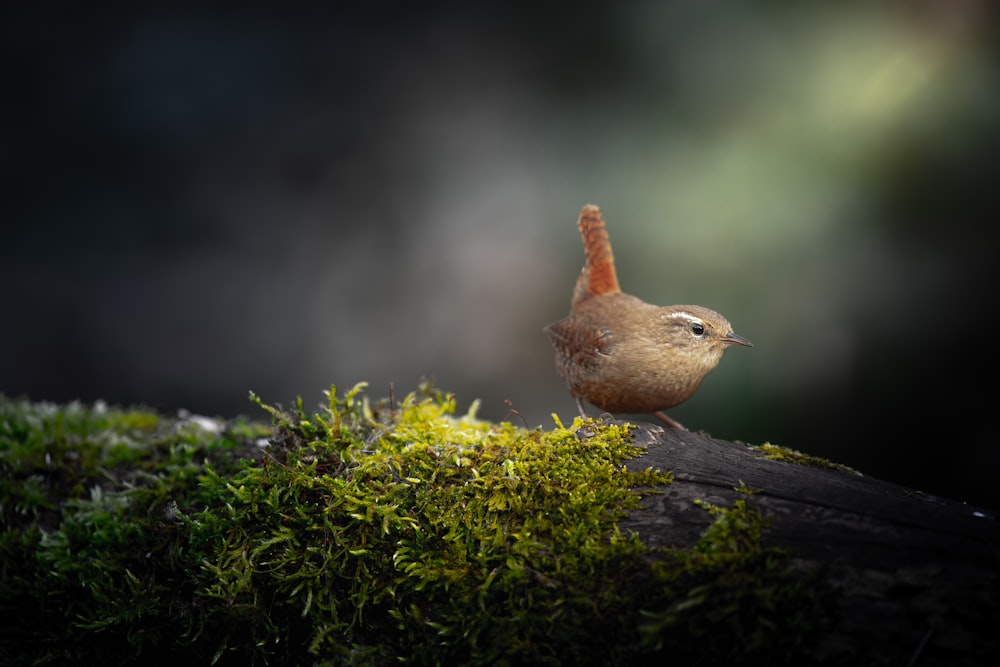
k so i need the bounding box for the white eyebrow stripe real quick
[666,311,704,324]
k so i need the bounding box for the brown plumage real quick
[544,204,752,429]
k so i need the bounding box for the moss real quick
[752,442,861,475]
[1,385,828,666]
[0,397,268,665]
[638,488,831,663]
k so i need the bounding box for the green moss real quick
[752,442,861,475]
[1,385,828,666]
[190,382,673,665]
[639,487,830,662]
[0,397,268,665]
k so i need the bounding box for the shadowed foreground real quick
[1,386,997,665]
[618,421,1000,666]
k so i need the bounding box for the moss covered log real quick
[1,383,825,666]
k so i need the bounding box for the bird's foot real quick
[653,410,687,431]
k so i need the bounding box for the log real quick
[616,421,1000,666]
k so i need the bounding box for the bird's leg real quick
[575,396,590,419]
[654,410,687,431]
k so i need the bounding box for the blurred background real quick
[3,1,999,508]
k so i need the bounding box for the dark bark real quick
[617,422,1000,667]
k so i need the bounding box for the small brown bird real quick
[544,204,752,429]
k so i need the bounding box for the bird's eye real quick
[691,322,705,336]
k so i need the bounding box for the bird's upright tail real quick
[572,204,621,307]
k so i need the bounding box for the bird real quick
[544,204,752,429]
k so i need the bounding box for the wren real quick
[544,204,752,429]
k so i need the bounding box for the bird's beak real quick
[723,332,753,347]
